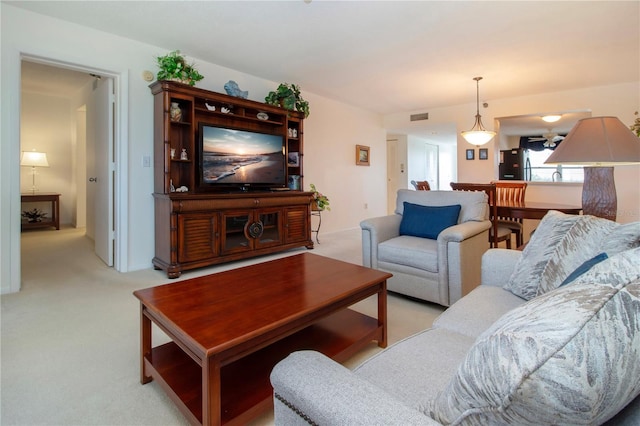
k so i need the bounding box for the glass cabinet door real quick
[254,209,282,249]
[221,211,251,255]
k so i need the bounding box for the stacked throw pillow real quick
[428,247,640,425]
[503,211,640,300]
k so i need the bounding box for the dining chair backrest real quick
[492,181,527,204]
[450,182,498,247]
[410,180,431,191]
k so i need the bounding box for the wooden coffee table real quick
[134,253,391,426]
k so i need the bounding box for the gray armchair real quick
[360,189,490,306]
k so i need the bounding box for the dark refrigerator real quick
[499,148,530,180]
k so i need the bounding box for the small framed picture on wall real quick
[479,148,488,160]
[466,149,475,160]
[356,145,370,166]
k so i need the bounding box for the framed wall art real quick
[288,152,299,167]
[479,148,488,160]
[466,149,475,160]
[356,145,370,166]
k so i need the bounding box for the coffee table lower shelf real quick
[145,308,381,425]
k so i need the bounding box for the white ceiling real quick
[12,0,640,140]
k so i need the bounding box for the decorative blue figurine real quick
[224,80,248,99]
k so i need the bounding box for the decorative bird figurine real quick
[224,80,248,99]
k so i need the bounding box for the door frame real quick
[9,53,129,292]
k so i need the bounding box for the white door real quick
[87,77,114,266]
[424,143,439,190]
[386,138,399,214]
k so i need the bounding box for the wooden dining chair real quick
[450,182,512,249]
[492,181,528,247]
[410,180,431,191]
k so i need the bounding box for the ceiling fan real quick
[527,131,565,148]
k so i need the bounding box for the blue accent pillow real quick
[560,252,609,287]
[399,202,461,240]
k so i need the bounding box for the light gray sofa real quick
[361,190,491,307]
[271,212,640,425]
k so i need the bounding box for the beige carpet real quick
[2,226,444,425]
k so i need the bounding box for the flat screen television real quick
[198,123,286,191]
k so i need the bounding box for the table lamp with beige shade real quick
[544,116,640,222]
[20,150,49,194]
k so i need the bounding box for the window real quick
[527,149,583,183]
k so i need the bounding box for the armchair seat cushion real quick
[378,236,438,273]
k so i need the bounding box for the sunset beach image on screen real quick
[201,126,285,185]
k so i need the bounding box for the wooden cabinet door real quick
[284,206,309,243]
[177,213,218,263]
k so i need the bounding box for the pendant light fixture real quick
[461,76,496,146]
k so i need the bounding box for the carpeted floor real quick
[1,226,444,425]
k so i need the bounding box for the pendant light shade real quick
[461,77,495,146]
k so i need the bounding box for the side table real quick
[21,193,60,231]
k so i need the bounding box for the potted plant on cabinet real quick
[265,83,310,118]
[156,50,204,87]
[309,184,330,211]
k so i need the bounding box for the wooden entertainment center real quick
[150,81,313,278]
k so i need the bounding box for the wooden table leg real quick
[140,305,152,384]
[202,356,221,426]
[53,196,60,230]
[378,280,388,348]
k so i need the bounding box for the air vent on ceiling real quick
[410,113,429,121]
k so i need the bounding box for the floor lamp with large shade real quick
[544,116,640,222]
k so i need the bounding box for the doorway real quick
[19,57,121,283]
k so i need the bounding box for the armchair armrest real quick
[360,215,402,268]
[437,220,491,304]
[438,220,490,243]
[481,248,522,287]
[271,351,439,426]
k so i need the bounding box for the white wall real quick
[302,92,387,232]
[0,4,388,293]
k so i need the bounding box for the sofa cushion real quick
[378,236,438,273]
[355,328,476,412]
[568,247,640,287]
[503,211,640,300]
[429,248,640,425]
[559,252,608,287]
[399,202,461,240]
[432,285,525,339]
[395,189,487,223]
